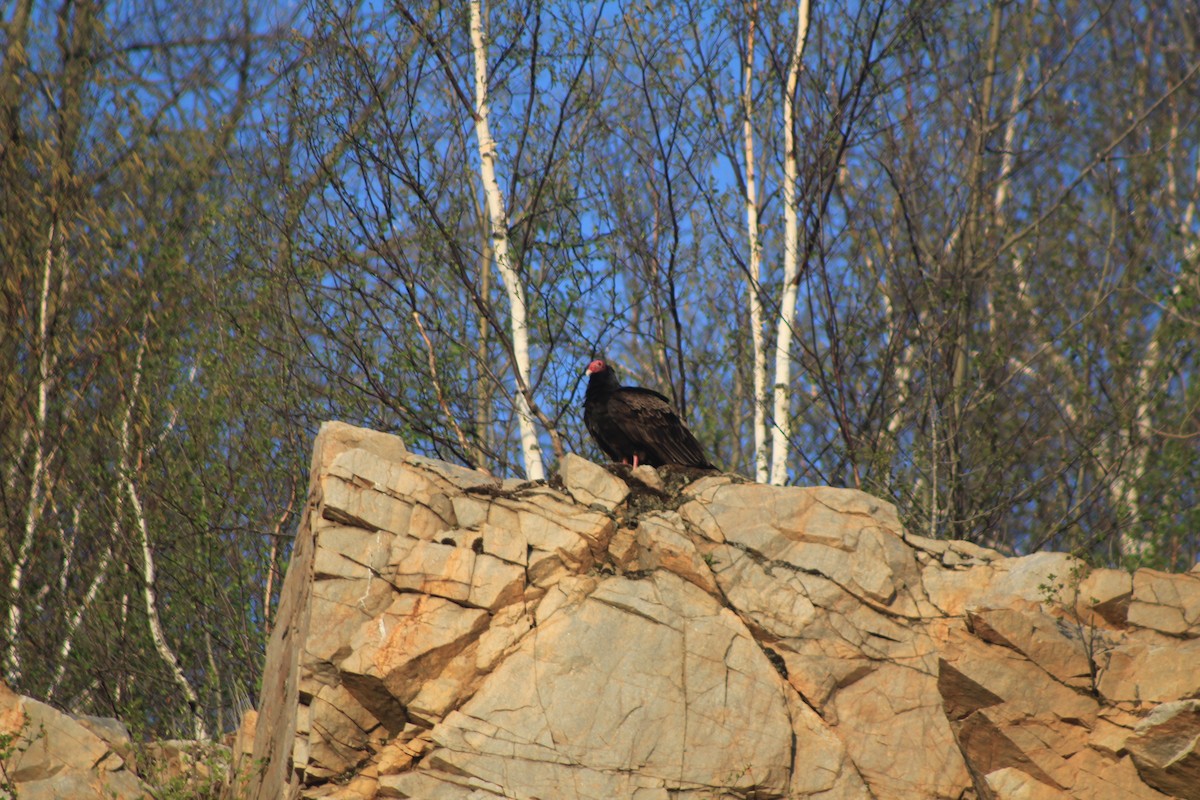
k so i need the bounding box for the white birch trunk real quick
[742,0,769,483]
[48,546,111,701]
[122,332,211,739]
[4,220,57,684]
[1111,346,1156,558]
[769,0,811,485]
[261,480,296,636]
[469,0,544,481]
[1111,136,1200,558]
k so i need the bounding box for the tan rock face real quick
[1128,570,1200,637]
[0,682,151,800]
[1123,700,1200,799]
[410,572,807,798]
[240,421,1200,800]
[559,452,631,509]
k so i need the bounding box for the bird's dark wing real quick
[583,399,626,463]
[608,388,713,468]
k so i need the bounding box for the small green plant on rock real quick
[0,710,43,800]
[0,719,23,800]
[1037,557,1110,697]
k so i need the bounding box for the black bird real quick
[583,359,715,469]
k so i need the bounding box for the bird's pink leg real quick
[632,454,640,468]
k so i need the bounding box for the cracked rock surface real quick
[0,682,152,800]
[240,422,1200,800]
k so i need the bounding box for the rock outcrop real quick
[240,421,1200,800]
[0,681,151,800]
[0,681,235,799]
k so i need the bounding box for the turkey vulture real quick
[583,359,715,469]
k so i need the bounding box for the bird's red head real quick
[586,359,606,375]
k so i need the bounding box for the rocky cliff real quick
[0,682,149,799]
[238,421,1200,800]
[0,681,230,800]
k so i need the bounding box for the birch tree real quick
[3,218,56,684]
[769,0,811,485]
[741,0,770,483]
[122,329,210,739]
[469,0,545,481]
[861,0,1200,559]
[1,0,282,736]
